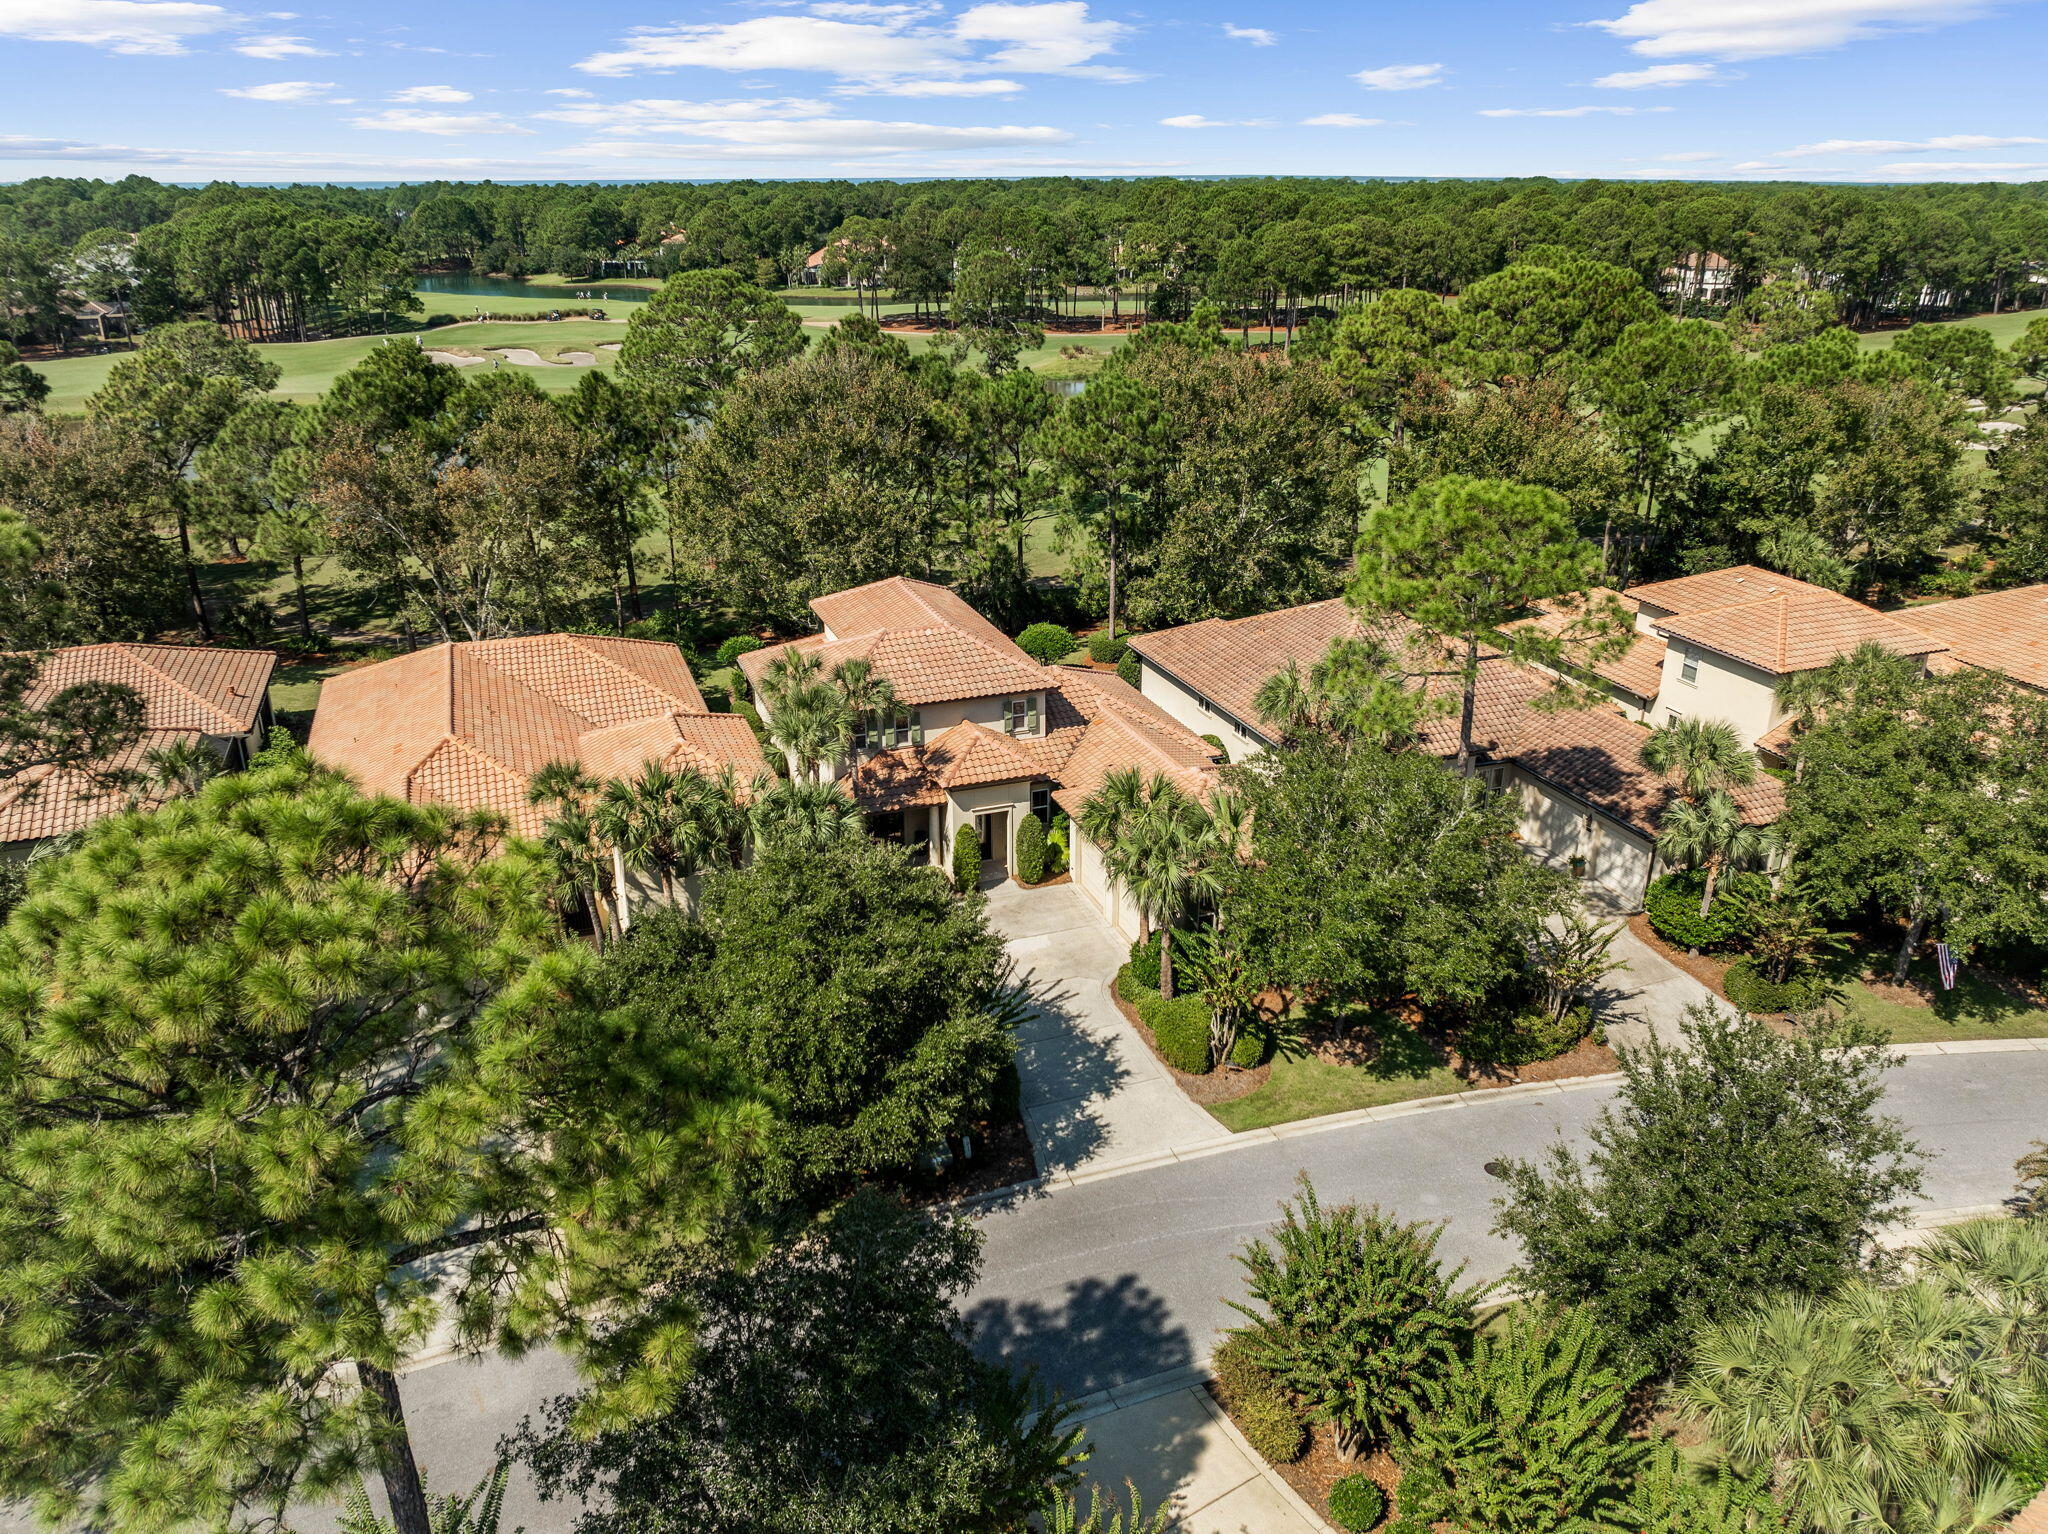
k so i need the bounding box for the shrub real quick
[731,697,766,735]
[1087,630,1129,665]
[1459,1006,1590,1068]
[1231,1382,1307,1465]
[716,634,764,667]
[1127,931,1165,990]
[951,824,982,890]
[1643,869,1766,951]
[1045,813,1070,876]
[1115,964,1159,1007]
[1385,1522,1433,1534]
[1230,1024,1269,1069]
[1209,1332,1272,1403]
[1139,992,1211,1074]
[1328,1476,1386,1532]
[1016,622,1079,666]
[1722,957,1828,1015]
[1117,653,1141,689]
[1014,812,1049,884]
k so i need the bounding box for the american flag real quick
[1935,942,1959,991]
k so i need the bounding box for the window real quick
[1665,708,1683,726]
[1002,695,1040,737]
[1197,696,1214,716]
[878,707,922,748]
[1679,649,1699,685]
[1030,781,1052,825]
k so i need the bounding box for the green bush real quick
[1384,1522,1432,1534]
[1230,1381,1307,1464]
[1328,1476,1386,1532]
[1045,813,1070,876]
[1127,931,1165,990]
[1014,812,1049,884]
[715,634,763,667]
[1722,957,1828,1015]
[1644,870,1765,951]
[1459,1006,1590,1068]
[1230,1024,1269,1069]
[1117,653,1141,689]
[951,824,982,890]
[731,698,766,735]
[1016,622,1079,666]
[1114,963,1158,1007]
[1139,992,1212,1074]
[1087,630,1129,665]
[1200,733,1228,761]
[1210,1332,1272,1403]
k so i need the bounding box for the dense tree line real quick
[6,173,2048,349]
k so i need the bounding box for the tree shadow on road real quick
[964,1270,1193,1404]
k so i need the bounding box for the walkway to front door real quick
[984,881,1224,1178]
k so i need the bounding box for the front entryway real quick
[976,808,1010,881]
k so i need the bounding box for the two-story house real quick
[740,577,1220,938]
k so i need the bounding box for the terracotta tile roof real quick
[14,642,274,735]
[1653,592,1947,677]
[0,728,202,843]
[813,575,1024,655]
[1888,585,2048,692]
[741,625,1048,708]
[1510,589,1668,700]
[1131,600,1784,837]
[2006,1484,2048,1534]
[0,643,278,845]
[308,634,760,834]
[1626,564,1841,617]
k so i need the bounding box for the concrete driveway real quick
[985,881,1225,1178]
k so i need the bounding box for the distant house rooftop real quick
[1890,584,2048,693]
[1628,565,1949,676]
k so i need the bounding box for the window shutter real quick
[1026,696,1040,735]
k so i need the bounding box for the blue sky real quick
[2,0,2044,183]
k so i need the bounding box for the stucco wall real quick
[1070,827,1141,943]
[945,779,1035,873]
[1136,657,1268,762]
[1507,768,1655,908]
[1649,638,1784,750]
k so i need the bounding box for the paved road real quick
[6,1050,2038,1534]
[960,1050,2048,1400]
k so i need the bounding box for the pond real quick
[414,273,653,304]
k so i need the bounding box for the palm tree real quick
[1642,716,1756,804]
[1251,635,1438,750]
[747,777,866,853]
[1081,768,1240,999]
[595,764,739,905]
[1657,789,1774,921]
[829,657,898,764]
[124,738,225,809]
[528,761,618,946]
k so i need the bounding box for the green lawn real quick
[1856,309,2044,351]
[1836,956,2048,1044]
[1206,1006,1479,1133]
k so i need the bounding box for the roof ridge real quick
[556,633,704,714]
[110,642,247,732]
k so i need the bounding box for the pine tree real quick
[0,752,767,1534]
[1395,1305,1647,1534]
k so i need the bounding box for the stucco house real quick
[739,577,1220,939]
[1127,597,1785,909]
[0,643,277,850]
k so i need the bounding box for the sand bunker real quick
[425,350,487,367]
[494,348,571,368]
[557,350,596,364]
[598,341,622,351]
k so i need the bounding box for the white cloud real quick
[575,1,1134,84]
[1592,61,1727,86]
[1223,22,1276,44]
[349,109,534,135]
[0,0,235,54]
[536,96,837,127]
[233,31,328,57]
[542,87,594,97]
[952,2,1135,81]
[1158,113,1272,127]
[1353,62,1443,90]
[220,78,333,100]
[1302,113,1385,127]
[389,84,473,103]
[1588,0,1996,60]
[1780,133,2046,155]
[1730,159,1785,170]
[1479,104,1674,116]
[836,76,1024,94]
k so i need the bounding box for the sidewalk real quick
[984,883,1226,1179]
[1589,914,1721,1050]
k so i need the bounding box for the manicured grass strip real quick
[1207,1050,1473,1133]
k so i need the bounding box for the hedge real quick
[1016,622,1079,666]
[1230,1023,1269,1069]
[1328,1476,1386,1532]
[1014,812,1048,884]
[1126,931,1165,991]
[715,634,763,667]
[1114,962,1157,1007]
[1087,629,1129,664]
[1723,957,1829,1014]
[951,823,981,890]
[1139,992,1212,1074]
[1234,1385,1308,1464]
[1644,869,1766,951]
[1458,1006,1590,1068]
[1117,653,1141,689]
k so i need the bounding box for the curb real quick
[960,1036,2048,1207]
